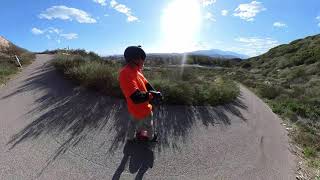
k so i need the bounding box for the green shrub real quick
[242,79,256,88]
[283,110,298,122]
[257,84,283,99]
[163,82,195,105]
[53,54,240,106]
[293,123,320,150]
[0,51,35,84]
[308,159,320,169]
[0,61,18,84]
[241,62,252,69]
[208,79,240,105]
[303,147,317,158]
[20,52,35,65]
[54,57,122,97]
[287,67,306,80]
[193,84,210,105]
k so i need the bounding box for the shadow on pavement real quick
[5,62,247,177]
[112,141,154,180]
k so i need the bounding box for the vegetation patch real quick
[0,59,18,84]
[0,45,35,84]
[228,34,320,172]
[145,68,240,105]
[52,51,240,106]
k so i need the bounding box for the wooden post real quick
[15,55,22,68]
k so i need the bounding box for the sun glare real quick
[161,0,202,53]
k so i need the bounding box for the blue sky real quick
[1,0,320,57]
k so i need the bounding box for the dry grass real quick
[53,53,240,106]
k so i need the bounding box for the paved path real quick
[0,54,296,180]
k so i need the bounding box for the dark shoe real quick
[150,134,158,143]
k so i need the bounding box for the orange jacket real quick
[119,64,152,120]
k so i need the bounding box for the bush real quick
[0,61,18,84]
[208,79,240,105]
[241,62,252,69]
[161,82,195,105]
[149,70,239,105]
[53,54,240,106]
[283,110,298,122]
[303,147,317,158]
[53,55,122,97]
[0,50,35,84]
[242,79,256,88]
[193,84,210,105]
[308,159,320,169]
[293,122,320,150]
[287,67,306,80]
[257,84,283,99]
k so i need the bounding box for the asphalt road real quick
[0,54,296,180]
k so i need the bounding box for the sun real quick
[161,0,202,53]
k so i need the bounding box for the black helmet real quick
[124,45,146,63]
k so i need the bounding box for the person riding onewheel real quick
[119,46,163,143]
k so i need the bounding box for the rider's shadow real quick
[112,141,155,180]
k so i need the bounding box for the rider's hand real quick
[149,90,163,103]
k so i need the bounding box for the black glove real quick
[149,90,163,104]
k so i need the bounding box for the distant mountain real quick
[189,49,249,59]
[105,50,249,60]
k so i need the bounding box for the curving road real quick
[0,54,296,180]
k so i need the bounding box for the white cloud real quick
[199,0,216,7]
[234,37,279,56]
[110,0,139,22]
[127,15,139,22]
[273,22,287,28]
[221,10,228,16]
[48,27,62,34]
[39,5,97,23]
[31,28,44,35]
[204,12,216,22]
[233,1,266,21]
[93,0,107,6]
[31,27,62,35]
[110,0,117,7]
[104,14,109,17]
[112,4,130,14]
[60,33,78,40]
[316,16,320,27]
[31,27,78,41]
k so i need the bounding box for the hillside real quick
[0,36,10,51]
[233,34,320,173]
[0,36,35,84]
[0,36,32,56]
[247,34,320,70]
[241,34,320,113]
